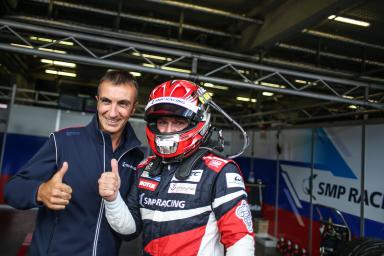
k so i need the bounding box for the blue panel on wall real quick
[1,133,48,176]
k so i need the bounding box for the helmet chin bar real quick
[155,134,180,154]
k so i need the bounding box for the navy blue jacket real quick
[5,115,144,256]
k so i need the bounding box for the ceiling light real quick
[255,81,286,89]
[0,103,8,109]
[236,96,256,102]
[328,15,370,27]
[132,52,172,61]
[143,63,191,73]
[295,79,317,85]
[41,59,76,68]
[342,95,354,99]
[348,105,357,109]
[30,36,74,46]
[10,43,33,48]
[202,83,228,90]
[45,69,77,77]
[39,48,67,54]
[10,44,66,54]
[238,69,250,75]
[262,92,274,97]
[129,71,142,77]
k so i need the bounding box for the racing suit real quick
[105,153,255,256]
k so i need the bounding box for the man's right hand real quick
[98,159,121,202]
[37,162,73,210]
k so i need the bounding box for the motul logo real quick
[138,178,159,191]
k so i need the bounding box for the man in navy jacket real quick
[5,70,144,255]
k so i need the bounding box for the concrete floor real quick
[0,207,279,256]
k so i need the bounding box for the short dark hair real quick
[98,69,139,99]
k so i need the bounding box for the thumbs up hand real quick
[98,159,121,202]
[37,162,73,210]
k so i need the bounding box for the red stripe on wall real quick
[262,203,321,256]
[0,175,11,204]
[16,232,33,256]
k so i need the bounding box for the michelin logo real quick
[236,200,253,233]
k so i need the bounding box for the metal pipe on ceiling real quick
[235,109,383,128]
[1,18,382,91]
[263,57,384,85]
[30,0,238,38]
[1,43,383,109]
[7,15,384,85]
[238,101,334,119]
[277,43,384,68]
[304,29,384,51]
[143,0,263,24]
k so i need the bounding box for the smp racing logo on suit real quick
[139,193,186,209]
[236,200,253,233]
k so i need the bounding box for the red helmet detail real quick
[145,80,211,161]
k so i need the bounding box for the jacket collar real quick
[86,114,141,152]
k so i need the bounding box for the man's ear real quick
[131,101,137,115]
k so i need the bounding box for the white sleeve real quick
[226,234,255,256]
[104,193,136,235]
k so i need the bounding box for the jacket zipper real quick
[92,131,107,256]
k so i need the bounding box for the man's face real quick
[96,81,137,136]
[156,116,189,133]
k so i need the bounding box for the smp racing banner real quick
[279,126,383,239]
[235,124,384,252]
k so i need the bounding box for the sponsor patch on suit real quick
[226,173,245,189]
[171,169,203,182]
[138,178,159,191]
[168,182,197,195]
[141,170,161,181]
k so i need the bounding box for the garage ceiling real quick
[0,0,384,128]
